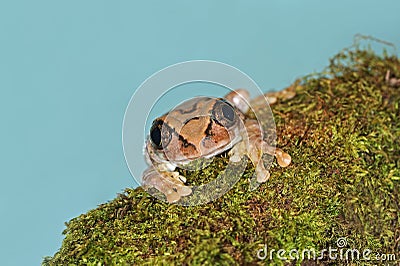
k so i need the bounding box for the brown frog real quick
[142,89,292,203]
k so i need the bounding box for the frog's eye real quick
[212,100,237,127]
[222,104,235,121]
[150,121,172,149]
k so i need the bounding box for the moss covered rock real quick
[43,46,400,265]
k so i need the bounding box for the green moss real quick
[43,44,400,265]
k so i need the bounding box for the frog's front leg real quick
[142,165,192,203]
[228,120,271,183]
[229,120,292,184]
[229,137,270,183]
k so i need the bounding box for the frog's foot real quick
[229,138,270,184]
[249,84,297,107]
[261,143,292,167]
[246,144,271,184]
[249,146,291,184]
[142,167,192,203]
[265,86,296,104]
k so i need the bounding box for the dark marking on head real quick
[184,117,200,125]
[204,119,214,137]
[175,101,200,115]
[179,135,198,156]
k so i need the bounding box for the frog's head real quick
[146,96,245,166]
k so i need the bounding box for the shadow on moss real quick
[43,43,400,265]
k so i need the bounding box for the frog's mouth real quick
[172,133,243,166]
[203,134,242,159]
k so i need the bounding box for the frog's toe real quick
[229,153,242,163]
[275,148,291,167]
[166,191,181,203]
[228,141,247,163]
[165,185,192,203]
[255,164,270,183]
[177,175,187,183]
[160,177,192,203]
[177,185,192,197]
[142,168,161,188]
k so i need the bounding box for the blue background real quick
[1,1,399,265]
